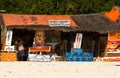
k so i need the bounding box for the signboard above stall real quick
[49,20,70,27]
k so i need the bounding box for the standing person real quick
[17,39,28,61]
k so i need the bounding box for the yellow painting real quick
[34,31,44,46]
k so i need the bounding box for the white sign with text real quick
[49,20,70,27]
[4,46,14,51]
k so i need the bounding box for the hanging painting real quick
[33,31,44,46]
[106,32,120,52]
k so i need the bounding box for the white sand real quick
[0,62,120,78]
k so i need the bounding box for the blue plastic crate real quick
[66,51,93,62]
[72,48,82,53]
[89,53,93,57]
[76,57,83,61]
[83,52,93,57]
[74,52,83,56]
[66,52,71,56]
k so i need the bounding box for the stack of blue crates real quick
[66,48,93,62]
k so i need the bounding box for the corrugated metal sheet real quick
[2,14,77,28]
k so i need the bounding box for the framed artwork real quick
[106,32,120,52]
[34,31,44,46]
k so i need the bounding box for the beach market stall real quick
[0,14,77,61]
[1,7,120,62]
[102,31,120,62]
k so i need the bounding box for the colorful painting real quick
[106,40,120,52]
[106,32,120,52]
[34,31,44,46]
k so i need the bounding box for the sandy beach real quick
[0,62,120,78]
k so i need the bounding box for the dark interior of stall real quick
[12,29,35,51]
[0,29,1,51]
[61,31,108,57]
[12,29,108,58]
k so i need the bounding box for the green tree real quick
[0,0,120,14]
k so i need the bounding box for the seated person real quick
[17,40,28,61]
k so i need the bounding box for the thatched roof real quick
[1,13,120,33]
[71,13,120,33]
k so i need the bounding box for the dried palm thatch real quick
[71,13,120,33]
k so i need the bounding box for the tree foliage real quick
[0,0,120,14]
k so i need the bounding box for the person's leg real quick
[17,52,21,61]
[20,56,25,61]
[24,51,28,61]
[24,56,28,61]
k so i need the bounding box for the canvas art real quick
[34,31,44,46]
[106,32,120,52]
